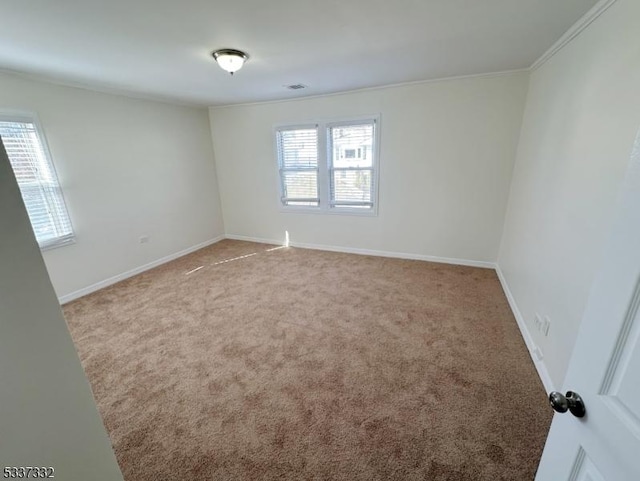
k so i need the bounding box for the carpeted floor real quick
[63,240,552,480]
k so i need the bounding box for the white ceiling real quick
[0,0,600,106]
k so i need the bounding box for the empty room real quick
[1,0,639,479]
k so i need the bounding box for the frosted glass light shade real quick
[212,49,248,75]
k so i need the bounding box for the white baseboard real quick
[58,235,225,305]
[495,264,555,393]
[230,233,553,392]
[225,234,495,269]
[59,231,552,394]
[224,234,284,247]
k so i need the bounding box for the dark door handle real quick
[549,391,586,418]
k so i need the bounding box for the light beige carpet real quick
[63,240,551,480]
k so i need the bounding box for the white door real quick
[535,130,640,480]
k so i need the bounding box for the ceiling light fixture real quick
[212,48,249,75]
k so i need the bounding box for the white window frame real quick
[0,110,75,251]
[274,115,380,217]
[275,123,320,208]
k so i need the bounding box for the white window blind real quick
[0,119,74,249]
[328,121,375,209]
[276,127,319,206]
[275,117,379,214]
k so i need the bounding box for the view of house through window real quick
[276,118,378,213]
[0,116,74,249]
[329,122,374,209]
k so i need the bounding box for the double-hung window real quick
[0,113,74,250]
[328,121,375,210]
[276,117,378,214]
[276,126,320,207]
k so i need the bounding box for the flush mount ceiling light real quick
[212,48,249,75]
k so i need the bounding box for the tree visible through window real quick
[0,116,74,249]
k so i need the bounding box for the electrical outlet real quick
[533,313,542,332]
[139,235,149,244]
[542,316,550,336]
[532,346,544,361]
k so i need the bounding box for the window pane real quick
[276,120,377,212]
[277,128,318,168]
[330,124,374,168]
[277,127,319,207]
[329,121,375,209]
[282,170,319,205]
[331,169,372,207]
[0,120,74,248]
[19,184,58,242]
[286,200,318,207]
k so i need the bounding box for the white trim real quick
[1,68,529,110]
[225,234,494,268]
[530,0,618,71]
[40,235,76,252]
[277,205,377,217]
[274,123,321,211]
[225,234,285,247]
[327,116,380,217]
[495,264,555,393]
[210,0,619,107]
[211,69,528,109]
[274,115,381,217]
[0,0,617,111]
[229,234,557,395]
[0,67,204,108]
[57,229,555,394]
[58,235,225,304]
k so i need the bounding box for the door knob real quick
[549,391,586,418]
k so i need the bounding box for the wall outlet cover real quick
[534,313,542,331]
[532,346,544,361]
[542,316,551,336]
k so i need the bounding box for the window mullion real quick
[317,124,330,211]
[275,117,378,215]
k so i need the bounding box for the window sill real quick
[279,206,378,217]
[40,236,76,252]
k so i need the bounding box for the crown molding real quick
[209,69,529,109]
[530,0,618,71]
[1,0,618,106]
[0,67,204,108]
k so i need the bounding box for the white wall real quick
[498,0,640,389]
[0,72,224,300]
[0,141,123,479]
[209,72,528,264]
